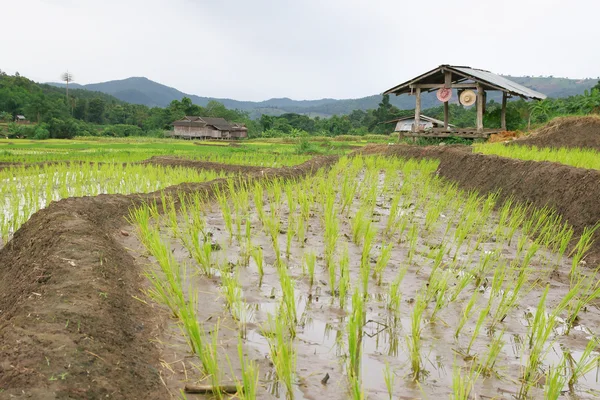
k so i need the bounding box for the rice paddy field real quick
[1,136,599,400]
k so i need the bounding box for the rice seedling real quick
[477,330,505,377]
[451,360,480,400]
[569,224,600,279]
[373,242,394,286]
[520,286,556,398]
[304,251,316,287]
[545,358,567,400]
[407,293,427,381]
[383,362,395,400]
[360,222,377,296]
[347,287,365,383]
[466,301,491,356]
[234,337,260,400]
[338,246,350,309]
[387,265,407,314]
[267,309,296,399]
[277,264,297,330]
[250,246,265,285]
[565,337,600,392]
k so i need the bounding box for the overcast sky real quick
[1,0,598,101]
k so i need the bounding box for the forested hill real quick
[47,75,598,118]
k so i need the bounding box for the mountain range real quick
[47,75,598,118]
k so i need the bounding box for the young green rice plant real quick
[450,269,475,303]
[216,188,234,242]
[191,239,214,276]
[455,290,480,339]
[221,266,243,321]
[563,273,600,335]
[277,264,297,330]
[429,269,452,322]
[200,320,223,400]
[383,362,395,400]
[265,213,282,267]
[267,309,296,400]
[373,242,394,286]
[545,358,567,400]
[553,224,574,268]
[234,336,259,400]
[324,191,339,289]
[569,223,600,280]
[565,337,600,392]
[465,301,491,356]
[520,285,558,398]
[477,330,505,377]
[360,222,377,296]
[304,251,316,287]
[407,293,427,381]
[347,287,365,383]
[253,183,266,224]
[251,246,265,285]
[451,360,480,400]
[490,261,531,329]
[407,223,419,265]
[285,213,295,259]
[351,207,367,245]
[387,266,407,314]
[384,191,402,238]
[338,246,350,309]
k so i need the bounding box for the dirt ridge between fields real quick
[359,144,600,265]
[0,155,337,400]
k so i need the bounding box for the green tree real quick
[87,98,106,123]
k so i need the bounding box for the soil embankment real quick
[0,156,337,399]
[512,116,600,150]
[359,144,600,264]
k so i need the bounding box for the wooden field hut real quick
[383,65,546,138]
[169,116,247,140]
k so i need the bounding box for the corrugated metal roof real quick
[386,114,454,126]
[383,65,547,100]
[451,66,546,100]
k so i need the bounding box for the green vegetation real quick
[473,142,600,170]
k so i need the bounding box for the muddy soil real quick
[511,116,600,150]
[0,156,337,399]
[359,144,600,265]
[131,164,600,399]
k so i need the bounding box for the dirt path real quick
[0,156,337,399]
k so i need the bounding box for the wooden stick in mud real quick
[184,384,239,394]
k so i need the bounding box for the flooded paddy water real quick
[127,155,600,399]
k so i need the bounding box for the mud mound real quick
[513,116,600,150]
[0,156,337,399]
[359,144,600,265]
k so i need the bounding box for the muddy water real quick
[126,167,600,400]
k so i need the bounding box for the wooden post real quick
[444,71,451,130]
[414,88,421,132]
[444,102,449,130]
[476,84,484,132]
[501,92,507,131]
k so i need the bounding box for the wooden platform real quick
[402,128,501,139]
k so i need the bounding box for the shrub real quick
[33,124,50,140]
[101,124,143,137]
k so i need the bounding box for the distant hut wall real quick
[395,119,433,132]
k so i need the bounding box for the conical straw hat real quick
[460,90,477,106]
[436,87,452,102]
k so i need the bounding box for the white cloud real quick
[1,0,598,101]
